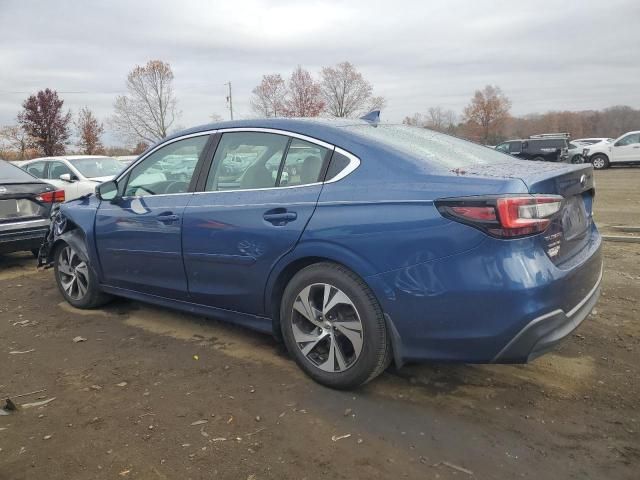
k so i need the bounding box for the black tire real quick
[280,262,392,389]
[53,241,112,309]
[591,154,609,170]
[571,155,584,164]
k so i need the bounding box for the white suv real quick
[584,131,640,169]
[20,156,124,200]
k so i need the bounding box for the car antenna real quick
[360,110,380,126]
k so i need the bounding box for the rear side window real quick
[508,141,522,154]
[25,161,46,179]
[280,139,330,187]
[206,132,289,191]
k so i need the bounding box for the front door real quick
[182,131,332,315]
[46,161,79,199]
[611,133,640,163]
[95,134,211,298]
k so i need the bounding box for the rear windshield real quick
[0,160,39,184]
[343,124,505,168]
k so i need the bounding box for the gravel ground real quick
[0,167,638,480]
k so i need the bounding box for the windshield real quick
[69,157,123,178]
[343,124,507,168]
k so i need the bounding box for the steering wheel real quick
[165,181,189,194]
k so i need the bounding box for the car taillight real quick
[436,195,563,238]
[36,189,65,203]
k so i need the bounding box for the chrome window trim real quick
[216,127,334,150]
[114,127,361,199]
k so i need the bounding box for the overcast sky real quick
[1,0,639,145]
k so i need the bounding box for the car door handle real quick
[263,209,297,225]
[156,213,180,222]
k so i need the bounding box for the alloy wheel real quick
[592,157,605,169]
[57,246,89,300]
[291,283,364,373]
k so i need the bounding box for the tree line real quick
[1,59,638,160]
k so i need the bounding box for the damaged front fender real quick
[38,206,90,268]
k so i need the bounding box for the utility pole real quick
[225,82,234,120]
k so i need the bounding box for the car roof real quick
[157,118,376,151]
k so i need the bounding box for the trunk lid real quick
[0,183,54,223]
[519,163,595,265]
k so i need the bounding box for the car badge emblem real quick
[580,174,587,187]
[0,186,6,193]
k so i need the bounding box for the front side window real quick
[47,161,72,180]
[25,161,46,178]
[508,142,522,154]
[206,132,289,191]
[615,133,640,146]
[495,143,509,153]
[124,135,209,197]
[280,139,330,186]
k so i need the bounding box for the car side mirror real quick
[96,180,120,202]
[59,173,76,182]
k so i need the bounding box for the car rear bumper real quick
[0,218,49,254]
[366,223,603,364]
[491,263,602,363]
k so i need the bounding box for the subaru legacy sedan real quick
[39,118,602,389]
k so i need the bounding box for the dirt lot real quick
[1,167,638,480]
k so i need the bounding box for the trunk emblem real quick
[580,174,587,187]
[0,187,6,193]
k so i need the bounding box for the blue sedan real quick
[39,117,602,389]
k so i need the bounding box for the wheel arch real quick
[47,228,89,264]
[264,244,403,366]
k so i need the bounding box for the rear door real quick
[182,130,332,315]
[94,134,211,298]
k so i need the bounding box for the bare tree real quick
[18,88,72,156]
[426,107,456,132]
[283,66,324,117]
[402,113,426,127]
[320,62,374,117]
[132,141,149,155]
[75,107,104,154]
[0,125,31,160]
[112,60,179,144]
[366,95,387,113]
[250,74,288,117]
[463,85,511,143]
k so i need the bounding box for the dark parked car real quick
[0,160,64,255]
[496,137,569,162]
[39,119,602,389]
